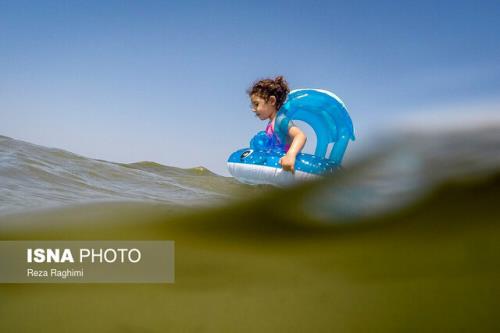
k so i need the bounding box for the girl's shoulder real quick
[275,112,295,132]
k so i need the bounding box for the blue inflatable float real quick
[227,89,355,186]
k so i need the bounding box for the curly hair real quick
[247,76,290,110]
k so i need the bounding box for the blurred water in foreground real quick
[0,126,499,332]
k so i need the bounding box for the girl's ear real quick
[269,96,277,106]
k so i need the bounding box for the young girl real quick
[248,76,306,174]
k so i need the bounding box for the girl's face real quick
[251,94,277,121]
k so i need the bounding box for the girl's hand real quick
[279,126,305,174]
[279,154,296,174]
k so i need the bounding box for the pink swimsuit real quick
[266,121,290,152]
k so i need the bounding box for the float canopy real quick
[275,89,355,165]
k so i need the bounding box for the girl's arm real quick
[279,126,306,173]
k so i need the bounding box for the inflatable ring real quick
[227,89,355,186]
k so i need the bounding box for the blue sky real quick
[1,0,499,175]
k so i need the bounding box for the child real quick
[248,76,306,174]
